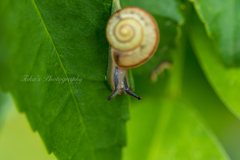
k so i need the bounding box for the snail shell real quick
[106,7,159,68]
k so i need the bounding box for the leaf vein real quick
[31,0,96,159]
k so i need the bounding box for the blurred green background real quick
[1,0,240,160]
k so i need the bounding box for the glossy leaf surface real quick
[189,13,240,119]
[0,0,129,160]
[190,0,240,66]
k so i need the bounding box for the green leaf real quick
[120,0,184,75]
[124,98,230,160]
[0,0,129,160]
[188,13,240,119]
[189,0,240,66]
[124,33,229,160]
[0,0,111,81]
[182,35,240,159]
[121,0,184,23]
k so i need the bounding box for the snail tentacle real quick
[126,88,142,100]
[107,58,142,100]
[107,89,118,100]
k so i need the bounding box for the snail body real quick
[106,2,159,100]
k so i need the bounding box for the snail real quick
[106,1,159,100]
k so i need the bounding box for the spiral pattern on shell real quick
[106,7,159,68]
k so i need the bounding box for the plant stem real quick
[166,28,186,98]
[111,0,121,14]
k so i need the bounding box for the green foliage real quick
[190,0,240,66]
[124,99,229,160]
[0,0,240,160]
[189,13,240,119]
[123,33,230,159]
[0,0,129,160]
[121,0,184,75]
